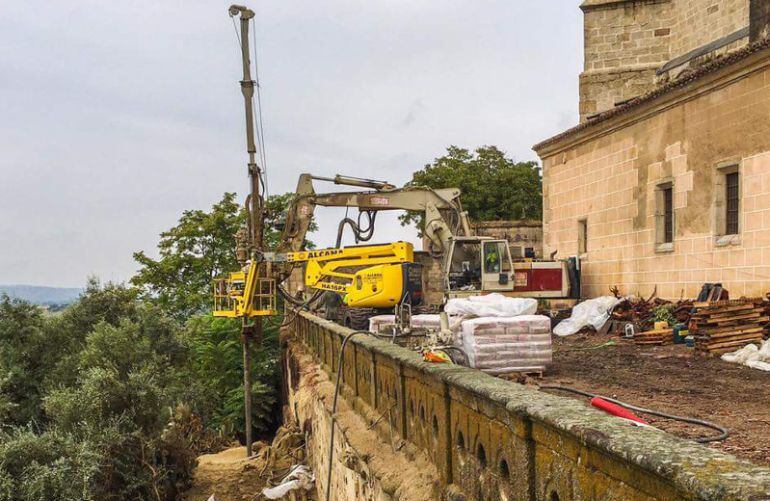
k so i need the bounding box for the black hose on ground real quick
[539,385,729,443]
[325,330,370,501]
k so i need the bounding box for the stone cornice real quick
[580,0,671,12]
[534,38,770,158]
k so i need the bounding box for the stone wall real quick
[470,220,543,259]
[535,46,770,300]
[286,311,770,500]
[579,0,751,120]
[671,0,749,57]
[580,0,675,120]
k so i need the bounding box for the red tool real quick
[590,397,649,426]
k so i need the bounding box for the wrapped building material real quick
[456,315,552,375]
[445,293,537,317]
[369,314,461,334]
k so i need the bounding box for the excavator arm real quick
[214,173,466,318]
[277,174,471,258]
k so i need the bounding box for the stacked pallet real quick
[633,328,673,346]
[690,299,768,354]
[763,294,770,339]
[456,315,552,375]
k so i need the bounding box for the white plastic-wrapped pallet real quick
[456,315,552,375]
[444,293,537,317]
[368,314,396,333]
[368,314,461,334]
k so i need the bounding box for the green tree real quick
[399,146,542,232]
[0,296,63,425]
[132,192,315,319]
[131,193,244,319]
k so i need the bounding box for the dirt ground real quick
[183,421,312,501]
[183,446,269,501]
[538,332,770,467]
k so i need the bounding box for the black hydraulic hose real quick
[539,385,729,443]
[277,284,323,307]
[335,210,377,248]
[276,288,324,328]
[325,330,369,501]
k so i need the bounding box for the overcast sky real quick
[0,1,583,288]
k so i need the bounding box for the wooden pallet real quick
[691,299,769,354]
[634,328,673,346]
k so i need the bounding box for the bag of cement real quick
[262,464,314,499]
[445,293,537,318]
[721,343,760,364]
[457,315,552,374]
[553,296,622,336]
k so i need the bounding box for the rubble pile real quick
[608,297,693,333]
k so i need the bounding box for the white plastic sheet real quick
[444,293,538,318]
[262,465,315,499]
[552,296,622,337]
[721,344,760,364]
[721,339,770,371]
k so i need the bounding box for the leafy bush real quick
[652,304,675,326]
[0,428,100,501]
[0,281,281,500]
[180,315,280,440]
[0,296,52,425]
[0,189,297,499]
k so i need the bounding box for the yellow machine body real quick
[213,241,416,318]
[292,241,415,309]
[342,263,407,308]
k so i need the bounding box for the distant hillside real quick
[0,284,83,305]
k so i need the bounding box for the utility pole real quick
[228,3,262,458]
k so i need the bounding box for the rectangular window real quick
[726,172,740,235]
[655,182,674,248]
[578,219,587,255]
[663,185,673,244]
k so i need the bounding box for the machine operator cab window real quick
[482,241,512,291]
[446,238,513,293]
[447,240,482,291]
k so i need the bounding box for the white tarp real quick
[552,296,622,337]
[721,340,770,371]
[444,293,538,318]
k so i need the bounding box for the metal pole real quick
[229,4,262,458]
[242,321,253,456]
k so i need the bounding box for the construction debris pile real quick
[690,299,769,354]
[574,285,770,356]
[607,297,693,335]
